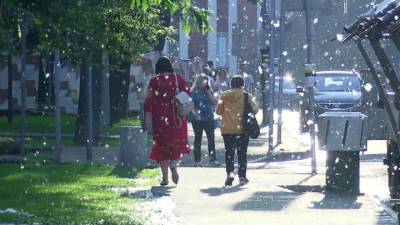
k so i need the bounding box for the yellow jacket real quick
[216,88,259,134]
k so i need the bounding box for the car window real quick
[315,75,361,92]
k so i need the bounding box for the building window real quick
[217,32,228,68]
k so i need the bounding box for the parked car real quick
[274,76,300,109]
[299,70,362,132]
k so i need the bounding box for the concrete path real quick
[152,110,398,225]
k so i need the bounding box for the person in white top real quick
[215,69,230,95]
[239,63,255,95]
[203,66,217,91]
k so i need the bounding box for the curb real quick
[368,194,398,222]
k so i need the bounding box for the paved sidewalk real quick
[152,110,398,225]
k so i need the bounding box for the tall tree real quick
[0,0,212,147]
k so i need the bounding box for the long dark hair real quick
[155,56,173,74]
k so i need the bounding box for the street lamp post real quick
[304,0,317,174]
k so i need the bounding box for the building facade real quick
[164,0,262,76]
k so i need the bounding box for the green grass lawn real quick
[0,115,142,152]
[0,163,159,225]
[101,117,141,135]
[0,115,141,135]
[0,115,77,134]
[0,137,120,154]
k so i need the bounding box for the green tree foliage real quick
[0,0,211,65]
[0,1,34,54]
[131,0,212,36]
[33,1,169,66]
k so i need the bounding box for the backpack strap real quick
[174,73,180,94]
[173,73,182,128]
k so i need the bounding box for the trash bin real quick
[318,112,368,194]
[119,126,149,168]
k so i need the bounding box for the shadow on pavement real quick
[276,185,363,210]
[310,193,362,209]
[266,151,311,162]
[233,191,302,211]
[151,186,175,197]
[279,184,324,193]
[201,185,245,196]
[360,153,386,162]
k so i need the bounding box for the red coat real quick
[145,73,190,162]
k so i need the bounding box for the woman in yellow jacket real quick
[216,76,259,186]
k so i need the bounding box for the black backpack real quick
[243,93,260,139]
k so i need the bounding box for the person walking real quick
[215,69,230,96]
[203,66,218,91]
[207,60,217,80]
[216,76,259,186]
[144,56,191,186]
[190,74,218,166]
[239,63,255,95]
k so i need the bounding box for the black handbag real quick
[243,93,260,139]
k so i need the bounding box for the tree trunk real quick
[100,51,111,128]
[92,66,102,144]
[74,63,102,146]
[37,55,48,110]
[7,53,13,123]
[19,21,27,155]
[74,63,86,145]
[47,55,55,107]
[109,59,130,125]
[53,49,62,162]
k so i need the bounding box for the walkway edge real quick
[368,194,398,221]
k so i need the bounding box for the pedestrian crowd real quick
[144,56,259,187]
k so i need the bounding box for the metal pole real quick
[267,0,276,155]
[356,41,400,142]
[53,49,62,162]
[277,3,284,145]
[369,38,400,92]
[86,65,93,162]
[305,0,317,174]
[261,0,269,126]
[19,19,27,155]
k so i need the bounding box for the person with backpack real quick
[190,74,218,166]
[144,56,191,186]
[216,76,259,186]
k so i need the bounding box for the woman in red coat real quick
[144,56,190,185]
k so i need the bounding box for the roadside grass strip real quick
[0,163,159,225]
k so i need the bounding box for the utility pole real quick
[304,0,317,174]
